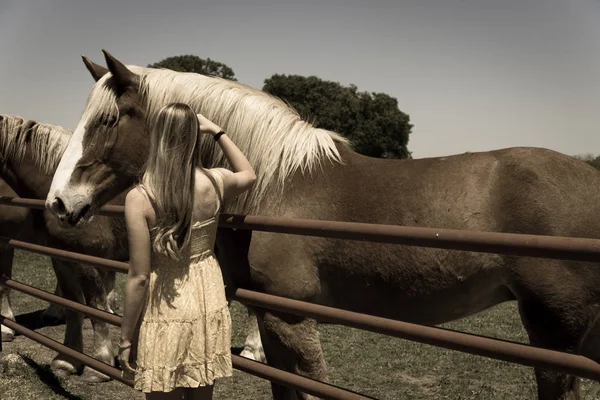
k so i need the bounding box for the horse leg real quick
[257,309,328,400]
[217,228,327,399]
[513,260,600,400]
[577,311,600,399]
[215,229,266,362]
[518,299,586,399]
[41,279,66,323]
[50,260,85,376]
[239,306,266,362]
[0,247,15,342]
[78,266,114,382]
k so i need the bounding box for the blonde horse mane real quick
[0,115,72,175]
[85,66,349,214]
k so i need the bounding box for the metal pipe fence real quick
[3,196,600,399]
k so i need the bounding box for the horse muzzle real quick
[46,190,93,227]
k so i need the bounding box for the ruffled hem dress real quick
[133,169,233,393]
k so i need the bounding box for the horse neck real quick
[2,156,53,199]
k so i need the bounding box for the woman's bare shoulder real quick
[125,186,146,205]
[125,186,154,219]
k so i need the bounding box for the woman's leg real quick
[184,385,214,400]
[146,388,185,400]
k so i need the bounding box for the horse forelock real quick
[135,66,348,214]
[80,74,121,131]
[0,114,72,175]
[74,68,145,165]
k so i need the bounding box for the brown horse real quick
[0,114,125,381]
[0,179,37,342]
[0,113,265,370]
[0,180,80,340]
[46,50,600,400]
[0,178,71,340]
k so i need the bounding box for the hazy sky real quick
[0,0,598,159]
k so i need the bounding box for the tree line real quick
[572,154,600,170]
[148,55,412,159]
[148,55,597,167]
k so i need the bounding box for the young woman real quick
[118,103,256,399]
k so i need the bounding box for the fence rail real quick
[0,236,129,273]
[4,197,600,262]
[0,316,132,385]
[4,240,600,382]
[0,277,372,400]
[2,196,600,399]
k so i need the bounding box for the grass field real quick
[2,250,600,399]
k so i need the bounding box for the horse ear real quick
[102,49,136,91]
[81,56,109,82]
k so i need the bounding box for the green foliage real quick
[263,74,412,159]
[573,153,600,170]
[148,55,237,81]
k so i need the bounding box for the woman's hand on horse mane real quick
[196,113,222,136]
[195,113,256,199]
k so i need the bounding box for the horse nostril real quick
[54,198,66,214]
[46,197,67,221]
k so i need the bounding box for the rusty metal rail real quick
[3,197,600,262]
[0,277,121,326]
[0,236,129,273]
[219,214,600,262]
[0,196,124,218]
[0,282,372,400]
[4,197,600,397]
[231,355,373,400]
[0,197,48,212]
[233,288,600,382]
[3,236,600,383]
[0,316,133,386]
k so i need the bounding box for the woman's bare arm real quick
[197,114,256,199]
[119,188,152,372]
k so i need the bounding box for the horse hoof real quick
[76,367,111,383]
[240,347,266,363]
[258,353,267,363]
[50,358,79,377]
[240,348,256,360]
[1,330,14,342]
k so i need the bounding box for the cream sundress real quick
[133,169,232,393]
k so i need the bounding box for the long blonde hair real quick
[140,103,201,259]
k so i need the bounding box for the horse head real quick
[46,51,148,226]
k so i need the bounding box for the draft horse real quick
[46,50,600,399]
[0,114,119,381]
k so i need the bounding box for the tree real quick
[573,153,600,170]
[263,74,412,159]
[148,55,237,81]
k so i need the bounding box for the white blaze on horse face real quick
[46,118,86,207]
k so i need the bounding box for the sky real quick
[0,0,598,159]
